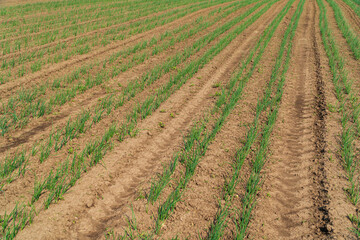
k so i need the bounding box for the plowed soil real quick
[1,0,359,239]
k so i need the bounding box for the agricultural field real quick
[0,0,360,239]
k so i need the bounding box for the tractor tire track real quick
[334,0,360,33]
[0,1,231,61]
[0,1,253,158]
[247,0,332,238]
[12,2,285,238]
[0,1,236,99]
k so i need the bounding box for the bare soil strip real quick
[334,0,360,33]
[248,0,359,238]
[0,2,245,151]
[0,2,229,97]
[2,0,360,239]
[0,0,216,61]
[150,1,293,238]
[248,0,332,238]
[13,1,286,238]
[0,4,244,211]
[0,2,257,198]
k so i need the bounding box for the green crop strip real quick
[1,2,167,53]
[206,0,301,238]
[341,0,360,18]
[0,0,240,134]
[0,0,248,184]
[350,0,360,5]
[0,0,137,17]
[111,0,286,237]
[0,0,164,38]
[0,0,229,81]
[350,0,360,6]
[149,0,294,207]
[318,0,360,236]
[151,0,280,234]
[0,2,201,80]
[0,1,152,36]
[349,214,360,237]
[0,6,189,76]
[318,0,360,204]
[230,0,303,238]
[326,0,360,59]
[0,0,215,54]
[0,0,266,237]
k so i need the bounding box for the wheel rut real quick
[0,1,234,97]
[334,0,360,33]
[247,0,332,239]
[13,1,286,238]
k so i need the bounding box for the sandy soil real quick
[0,0,359,239]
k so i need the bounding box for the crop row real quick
[341,0,360,18]
[0,0,236,85]
[0,0,134,17]
[0,0,223,55]
[0,1,204,83]
[206,0,302,237]
[110,0,290,238]
[0,0,267,237]
[0,0,159,37]
[326,0,360,59]
[0,0,184,59]
[1,0,192,42]
[0,0,236,84]
[145,0,302,238]
[0,0,245,184]
[0,0,254,188]
[0,0,243,137]
[234,0,303,236]
[0,0,154,37]
[153,0,278,232]
[317,0,360,236]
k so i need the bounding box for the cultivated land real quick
[0,0,360,239]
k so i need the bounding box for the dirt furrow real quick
[0,0,222,62]
[335,0,360,33]
[13,2,284,238]
[247,0,332,238]
[316,0,360,237]
[323,0,360,94]
[0,0,196,48]
[0,1,234,100]
[150,1,293,238]
[0,2,252,160]
[0,1,261,223]
[0,1,152,37]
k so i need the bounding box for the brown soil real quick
[0,2,153,35]
[0,0,358,239]
[0,1,235,99]
[248,0,355,239]
[0,1,253,166]
[0,0,55,6]
[334,0,360,33]
[150,1,293,238]
[0,1,212,62]
[14,1,287,238]
[1,2,251,211]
